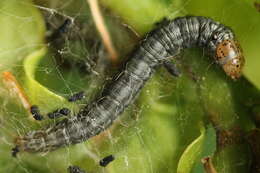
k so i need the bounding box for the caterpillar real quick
[14,16,245,153]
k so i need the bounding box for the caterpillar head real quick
[215,40,245,80]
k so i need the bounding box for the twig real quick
[2,72,31,113]
[201,157,218,173]
[86,0,118,62]
[122,23,141,39]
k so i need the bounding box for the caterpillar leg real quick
[163,60,181,77]
[154,17,170,27]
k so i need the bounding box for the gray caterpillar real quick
[14,16,244,153]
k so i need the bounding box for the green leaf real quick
[177,125,216,173]
[192,125,217,173]
[0,0,45,71]
[177,127,205,173]
[22,48,72,112]
[213,144,251,173]
[100,0,184,34]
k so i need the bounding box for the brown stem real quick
[201,157,218,173]
[87,0,118,63]
[2,71,32,118]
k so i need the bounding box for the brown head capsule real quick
[216,40,245,79]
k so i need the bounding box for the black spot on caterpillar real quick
[14,16,245,153]
[99,155,115,167]
[30,105,44,121]
[67,165,86,173]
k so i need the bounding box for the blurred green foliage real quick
[0,0,260,173]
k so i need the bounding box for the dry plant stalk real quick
[201,157,218,173]
[2,71,32,114]
[87,0,118,62]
